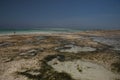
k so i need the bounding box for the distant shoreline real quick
[0,29,120,36]
[0,28,82,35]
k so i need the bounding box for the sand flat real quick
[48,58,120,80]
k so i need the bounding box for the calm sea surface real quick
[0,28,83,35]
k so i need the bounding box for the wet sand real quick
[0,30,120,80]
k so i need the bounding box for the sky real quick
[0,0,120,29]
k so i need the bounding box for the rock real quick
[91,36,120,50]
[0,42,13,47]
[55,44,96,53]
[27,71,41,76]
[3,58,13,63]
[56,55,65,62]
[23,39,33,44]
[19,48,43,56]
[34,36,46,40]
[44,54,65,62]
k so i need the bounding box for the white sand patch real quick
[60,45,96,53]
[48,59,120,80]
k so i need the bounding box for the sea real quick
[0,28,85,35]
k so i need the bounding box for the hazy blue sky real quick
[0,0,120,29]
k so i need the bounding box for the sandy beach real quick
[0,30,120,80]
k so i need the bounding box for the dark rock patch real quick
[111,62,120,73]
[44,54,65,62]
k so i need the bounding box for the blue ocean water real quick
[0,28,82,35]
